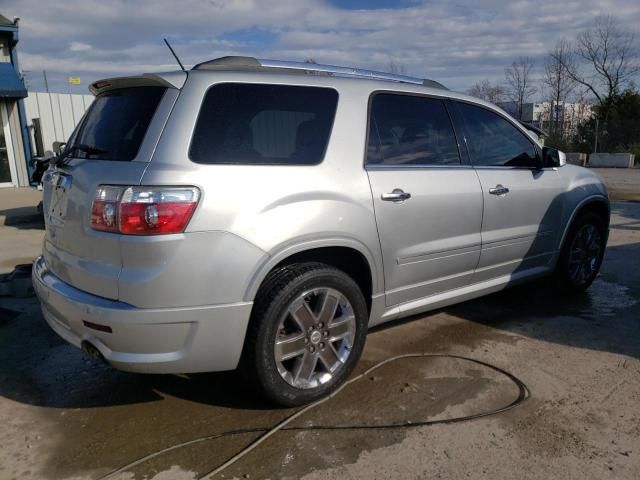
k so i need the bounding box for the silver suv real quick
[33,57,609,406]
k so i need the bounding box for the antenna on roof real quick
[163,38,186,72]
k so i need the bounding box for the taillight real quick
[91,186,123,233]
[90,186,200,235]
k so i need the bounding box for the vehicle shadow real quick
[0,205,45,230]
[0,300,273,409]
[377,244,639,361]
[609,201,640,231]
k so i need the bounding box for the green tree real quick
[571,87,640,154]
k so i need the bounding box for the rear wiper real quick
[54,144,108,166]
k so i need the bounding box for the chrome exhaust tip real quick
[81,341,107,364]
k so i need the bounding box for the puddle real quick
[582,278,638,317]
[103,355,525,480]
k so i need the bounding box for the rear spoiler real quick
[89,71,187,96]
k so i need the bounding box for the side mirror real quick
[52,141,66,155]
[542,146,566,168]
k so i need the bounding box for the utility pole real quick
[42,70,49,93]
[21,70,31,90]
[593,117,599,154]
[43,70,59,142]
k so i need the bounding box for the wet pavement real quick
[0,201,639,480]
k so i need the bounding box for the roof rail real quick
[192,56,448,90]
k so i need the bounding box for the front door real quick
[366,93,483,307]
[455,101,565,282]
[0,101,18,187]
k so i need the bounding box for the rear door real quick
[454,101,565,282]
[42,84,177,299]
[366,93,483,306]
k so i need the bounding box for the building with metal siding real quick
[0,13,31,188]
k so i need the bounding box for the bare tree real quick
[555,15,639,105]
[466,79,506,104]
[542,38,578,138]
[387,60,407,75]
[504,56,537,120]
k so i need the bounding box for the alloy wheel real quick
[568,223,602,285]
[274,287,356,389]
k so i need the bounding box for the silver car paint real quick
[33,256,253,373]
[33,68,609,374]
[367,165,483,306]
[472,166,566,283]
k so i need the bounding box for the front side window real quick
[366,93,460,166]
[189,84,338,165]
[457,102,540,168]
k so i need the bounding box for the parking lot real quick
[0,180,638,479]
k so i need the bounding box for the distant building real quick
[498,101,593,139]
[0,13,31,187]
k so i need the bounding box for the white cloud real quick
[4,0,640,93]
[68,41,92,52]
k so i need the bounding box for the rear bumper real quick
[32,255,253,374]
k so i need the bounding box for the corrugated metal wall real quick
[23,92,93,153]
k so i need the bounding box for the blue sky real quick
[3,0,640,96]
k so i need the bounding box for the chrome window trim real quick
[365,163,473,171]
[472,165,556,171]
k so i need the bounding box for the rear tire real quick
[554,211,607,293]
[243,262,368,407]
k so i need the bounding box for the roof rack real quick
[192,56,448,90]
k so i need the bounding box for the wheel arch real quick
[558,195,611,250]
[244,238,381,313]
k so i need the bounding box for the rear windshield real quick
[189,83,338,165]
[66,87,165,161]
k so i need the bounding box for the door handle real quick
[489,184,509,197]
[381,189,411,202]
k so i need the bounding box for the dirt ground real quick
[0,185,638,479]
[593,168,640,202]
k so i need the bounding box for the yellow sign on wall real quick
[68,77,81,85]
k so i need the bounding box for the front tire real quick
[554,211,607,293]
[243,263,368,407]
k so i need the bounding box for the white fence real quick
[23,92,94,154]
[589,153,636,168]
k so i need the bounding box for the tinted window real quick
[69,87,165,161]
[367,94,460,166]
[457,102,539,168]
[189,84,338,165]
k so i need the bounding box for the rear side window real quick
[189,84,338,165]
[456,102,539,168]
[68,87,165,161]
[366,93,460,166]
